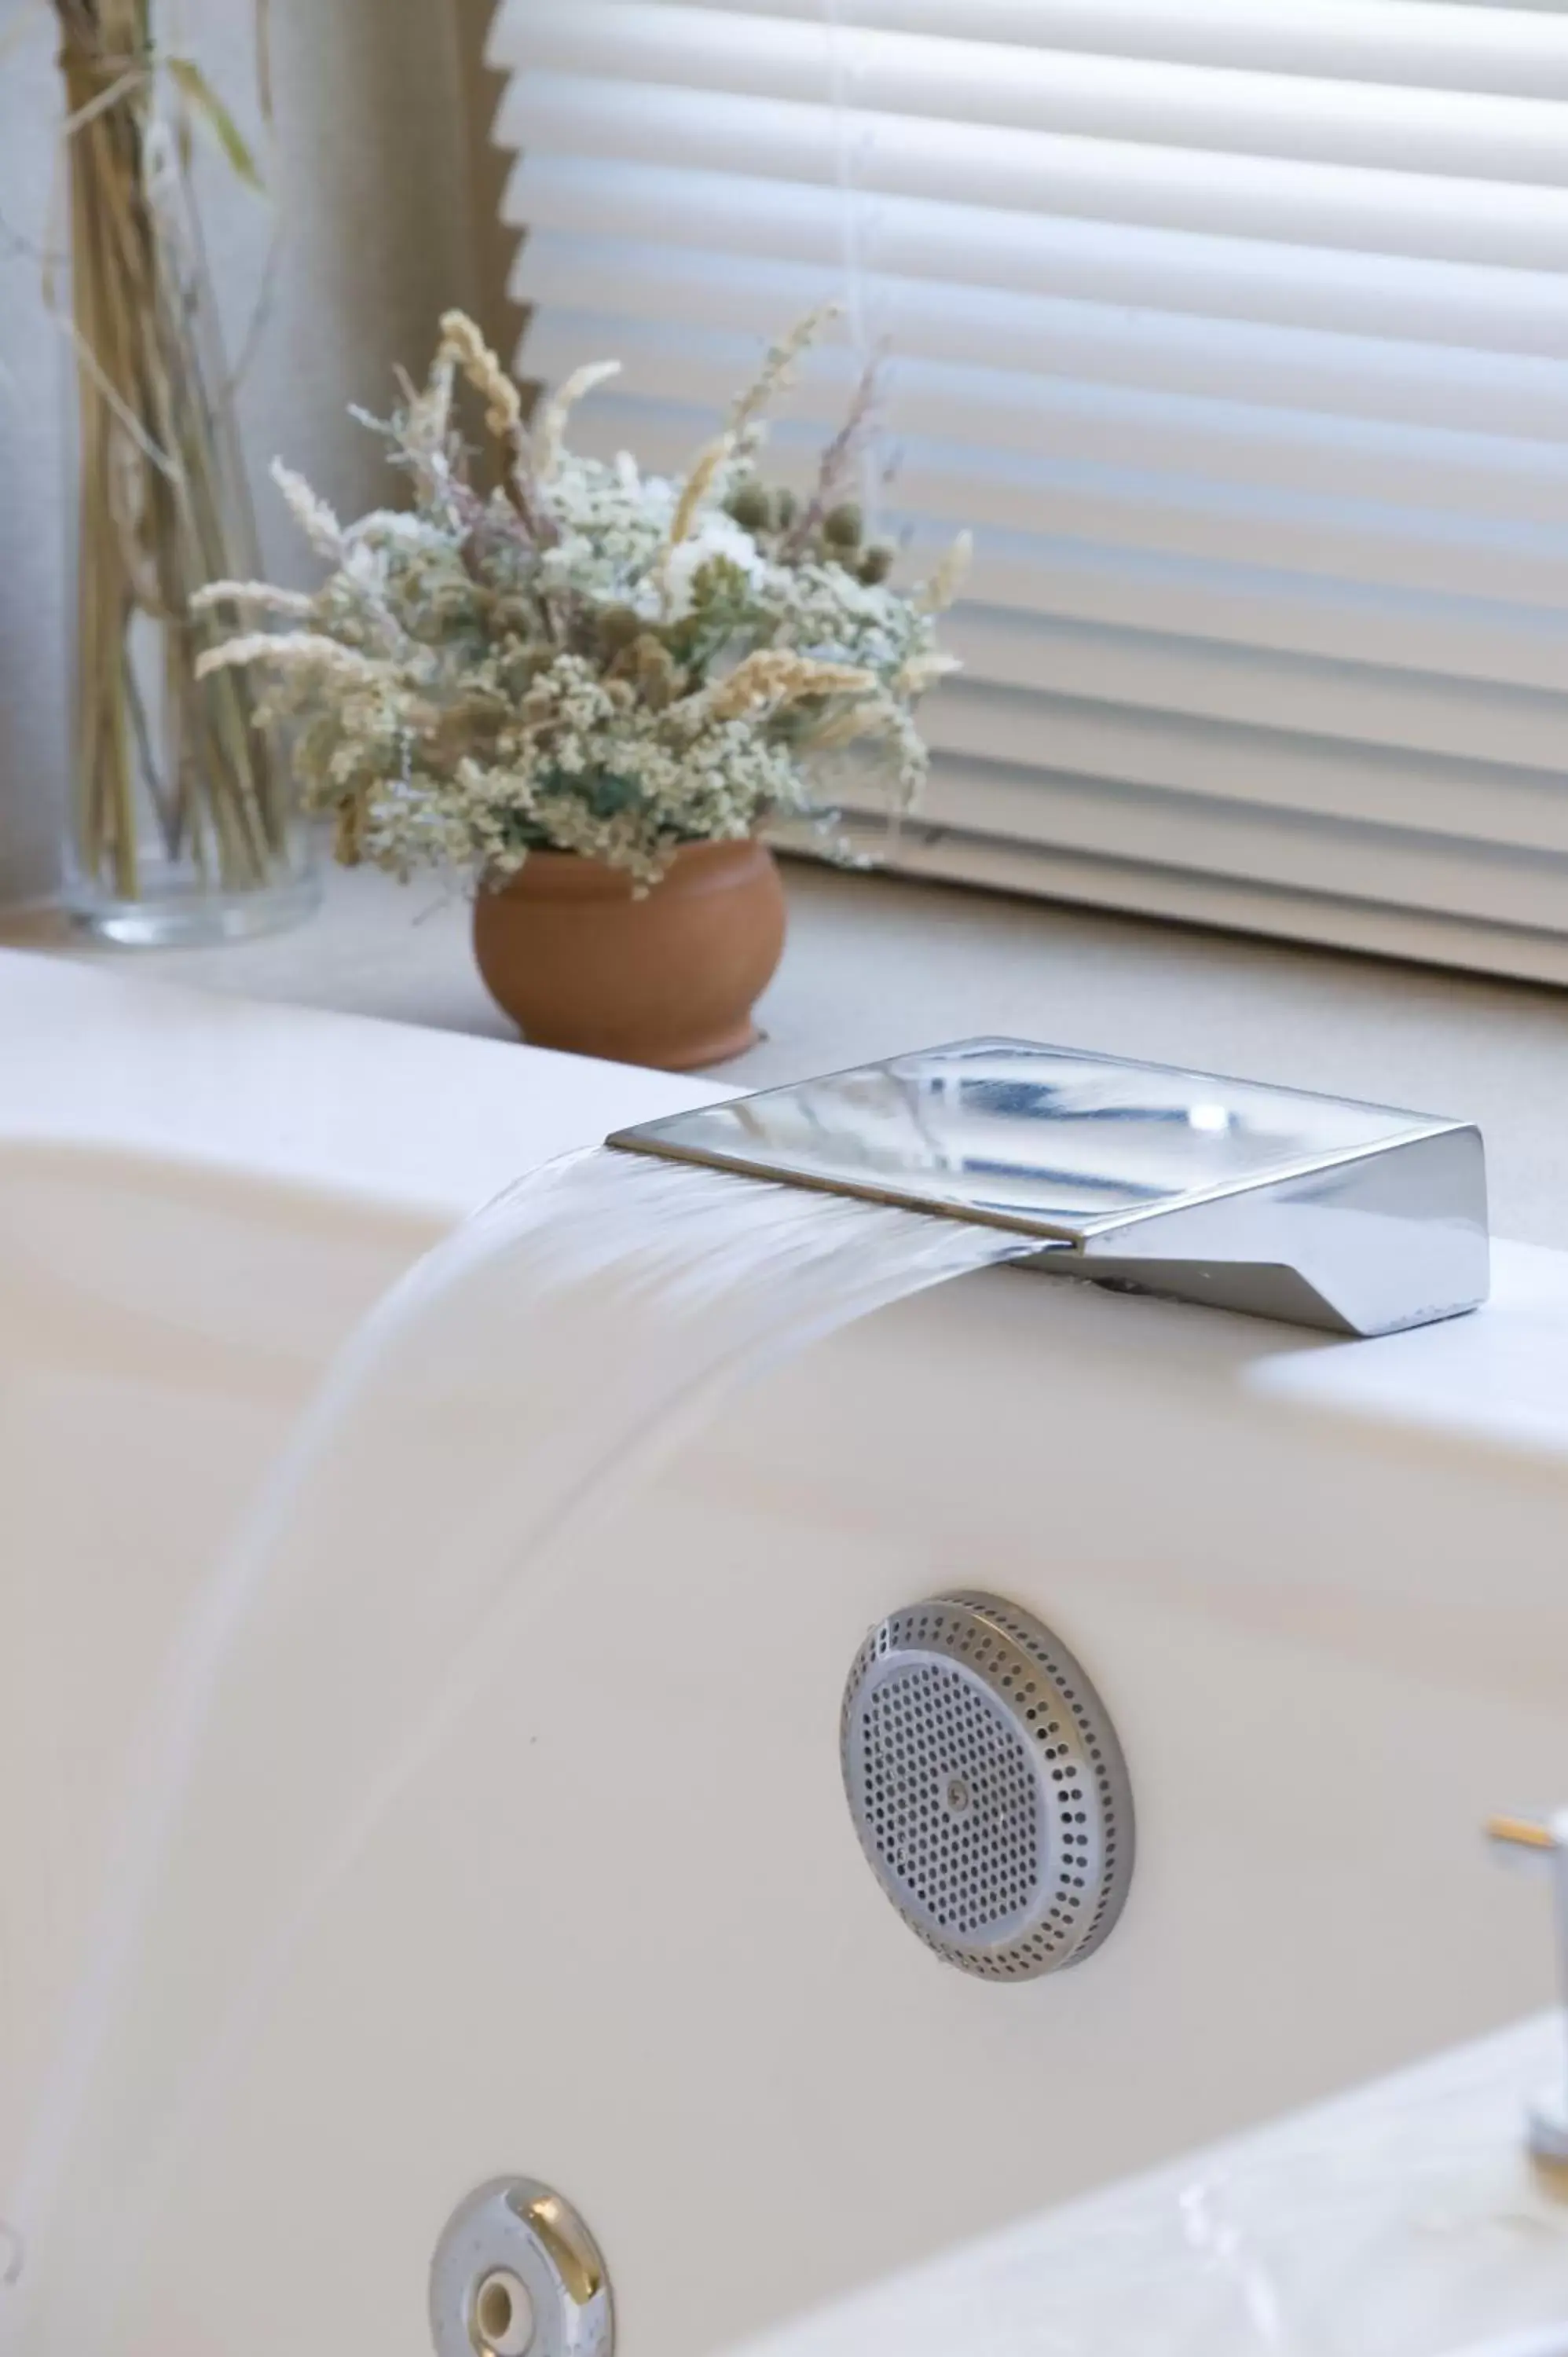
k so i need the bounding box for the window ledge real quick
[5,855,1566,1250]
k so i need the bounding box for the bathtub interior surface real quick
[0,1142,442,2209]
[5,966,1568,2357]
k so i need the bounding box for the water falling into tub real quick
[4,1146,1030,2356]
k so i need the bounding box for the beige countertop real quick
[6,856,1566,1248]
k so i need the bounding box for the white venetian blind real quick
[486,0,1568,981]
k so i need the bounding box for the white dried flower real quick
[193,630,388,684]
[915,530,973,615]
[190,579,316,618]
[437,308,521,441]
[269,461,344,560]
[537,360,623,478]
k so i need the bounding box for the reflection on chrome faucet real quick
[610,1036,1490,1337]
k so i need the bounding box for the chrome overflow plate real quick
[430,2179,614,2357]
[841,1590,1135,1981]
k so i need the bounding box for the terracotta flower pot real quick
[471,838,787,1070]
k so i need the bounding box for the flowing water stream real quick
[3,1146,1030,2356]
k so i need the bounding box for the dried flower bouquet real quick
[196,307,968,891]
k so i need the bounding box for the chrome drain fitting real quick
[430,2179,613,2357]
[841,1590,1134,1980]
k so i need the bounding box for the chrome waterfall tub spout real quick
[607,1038,1489,1338]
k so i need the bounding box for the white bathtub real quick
[3,948,1567,2357]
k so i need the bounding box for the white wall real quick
[0,0,479,904]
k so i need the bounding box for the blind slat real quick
[948,534,1566,698]
[561,390,1566,691]
[827,821,1568,992]
[498,71,1568,275]
[568,0,1568,101]
[568,392,1568,612]
[505,157,1568,357]
[490,3,1568,183]
[943,608,1568,772]
[920,680,1568,852]
[520,306,1568,526]
[849,756,1568,933]
[515,233,1568,443]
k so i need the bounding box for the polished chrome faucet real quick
[608,1038,1489,1338]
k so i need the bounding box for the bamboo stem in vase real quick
[54,0,297,917]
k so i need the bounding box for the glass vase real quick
[56,5,317,948]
